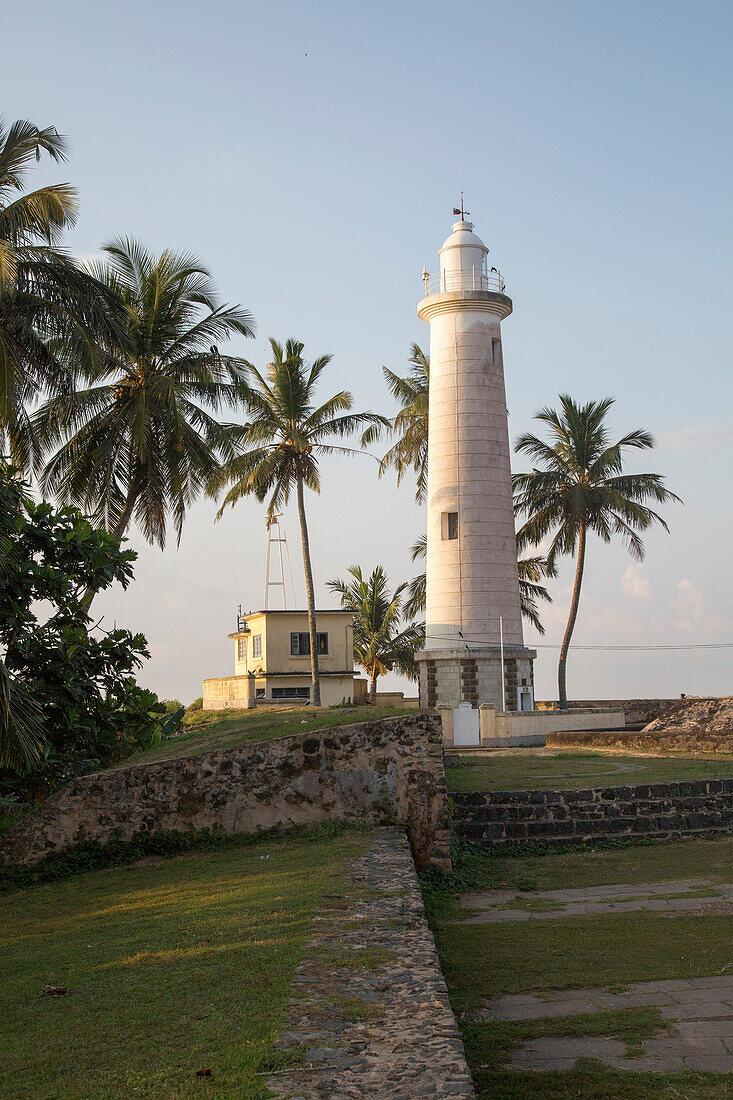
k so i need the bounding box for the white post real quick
[277,520,287,610]
[264,527,271,609]
[500,616,506,712]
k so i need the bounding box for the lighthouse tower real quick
[416,216,536,712]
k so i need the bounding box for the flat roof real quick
[243,609,353,615]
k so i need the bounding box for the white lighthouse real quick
[416,214,536,712]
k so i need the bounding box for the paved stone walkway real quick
[266,828,475,1099]
[461,878,733,923]
[484,976,733,1072]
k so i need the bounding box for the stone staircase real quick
[452,778,733,849]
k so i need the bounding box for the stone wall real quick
[0,715,450,872]
[548,727,733,753]
[537,699,678,727]
[452,778,733,849]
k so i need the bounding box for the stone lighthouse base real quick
[416,646,537,712]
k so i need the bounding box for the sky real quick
[3,0,732,703]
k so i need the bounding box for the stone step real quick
[459,824,733,847]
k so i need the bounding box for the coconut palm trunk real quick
[558,523,586,710]
[81,485,140,612]
[369,670,378,705]
[296,472,321,706]
[112,486,139,542]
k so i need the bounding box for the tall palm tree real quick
[327,565,424,704]
[208,339,388,706]
[0,118,124,469]
[513,394,681,708]
[404,532,555,632]
[370,343,429,502]
[34,237,254,576]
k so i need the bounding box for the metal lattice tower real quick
[264,514,297,609]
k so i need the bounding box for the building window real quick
[441,512,459,540]
[252,634,262,658]
[255,688,265,698]
[272,686,310,699]
[237,638,247,661]
[290,632,328,656]
[492,338,501,365]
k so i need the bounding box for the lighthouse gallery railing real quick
[422,269,506,296]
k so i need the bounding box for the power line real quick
[425,631,733,652]
[533,643,733,651]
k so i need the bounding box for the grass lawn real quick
[425,834,733,1099]
[123,704,413,766]
[445,749,733,792]
[0,824,368,1099]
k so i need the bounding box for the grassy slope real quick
[446,750,733,792]
[0,826,368,1099]
[126,705,413,766]
[425,835,733,1100]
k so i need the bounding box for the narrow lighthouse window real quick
[442,512,459,540]
[492,338,501,365]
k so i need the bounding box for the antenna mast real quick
[264,514,296,608]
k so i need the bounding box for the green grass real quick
[433,909,733,1008]
[436,833,733,895]
[424,834,733,1099]
[463,1007,671,1070]
[494,896,563,912]
[472,1065,733,1099]
[0,825,368,1099]
[446,749,733,792]
[125,704,414,766]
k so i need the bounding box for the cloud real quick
[656,420,733,454]
[669,578,708,634]
[621,564,651,600]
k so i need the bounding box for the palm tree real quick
[404,532,554,632]
[0,468,43,773]
[34,237,254,577]
[327,565,424,704]
[370,343,429,502]
[513,394,681,708]
[0,118,124,470]
[208,339,388,707]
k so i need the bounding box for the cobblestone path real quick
[461,877,733,923]
[266,827,475,1099]
[484,976,733,1072]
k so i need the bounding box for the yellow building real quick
[203,609,355,709]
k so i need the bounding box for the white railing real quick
[422,269,506,296]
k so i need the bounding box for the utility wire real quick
[534,643,733,651]
[424,631,733,652]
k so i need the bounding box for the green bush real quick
[0,465,180,801]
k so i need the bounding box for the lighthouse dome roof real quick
[439,220,489,256]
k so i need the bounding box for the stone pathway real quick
[460,878,733,923]
[484,976,733,1072]
[266,827,475,1099]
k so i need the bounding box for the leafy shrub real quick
[0,465,179,800]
